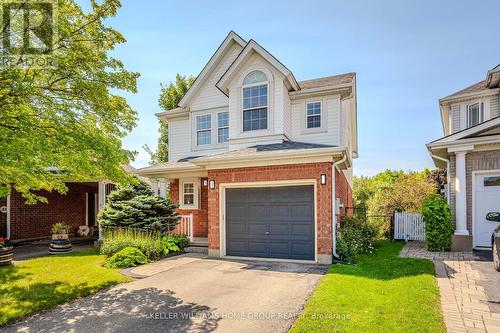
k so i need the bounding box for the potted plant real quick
[49,223,72,254]
[51,223,69,240]
[0,237,13,266]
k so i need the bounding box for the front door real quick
[474,173,500,248]
[87,192,96,227]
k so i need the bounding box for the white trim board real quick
[218,179,318,263]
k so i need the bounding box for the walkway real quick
[400,241,500,333]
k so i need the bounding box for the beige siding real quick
[168,118,191,162]
[189,42,243,111]
[491,95,500,118]
[290,95,341,146]
[451,104,461,133]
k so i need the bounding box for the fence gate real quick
[393,212,425,241]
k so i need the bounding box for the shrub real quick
[336,216,377,263]
[101,228,163,259]
[101,228,189,259]
[422,194,453,252]
[98,181,180,232]
[104,247,148,268]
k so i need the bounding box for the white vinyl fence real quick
[393,212,425,241]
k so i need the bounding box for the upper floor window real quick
[242,71,268,132]
[306,102,321,128]
[217,111,229,143]
[196,114,211,145]
[467,102,484,128]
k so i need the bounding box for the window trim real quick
[242,82,269,132]
[180,179,199,209]
[306,101,322,129]
[195,113,212,146]
[217,111,229,144]
[466,102,484,128]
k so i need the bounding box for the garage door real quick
[225,185,315,260]
[474,173,500,247]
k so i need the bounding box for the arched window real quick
[242,71,268,131]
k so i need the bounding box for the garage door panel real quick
[474,174,500,247]
[269,205,290,218]
[226,186,315,260]
[291,242,315,257]
[290,204,314,218]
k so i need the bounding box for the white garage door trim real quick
[472,169,500,249]
[219,179,318,263]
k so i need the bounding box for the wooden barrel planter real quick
[0,246,14,266]
[49,239,72,254]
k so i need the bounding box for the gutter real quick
[332,153,347,260]
[6,194,10,240]
[430,152,451,205]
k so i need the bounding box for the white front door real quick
[474,173,500,248]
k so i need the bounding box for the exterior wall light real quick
[209,180,215,189]
[320,174,327,185]
[203,179,208,187]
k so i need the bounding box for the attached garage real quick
[474,173,500,248]
[224,185,315,260]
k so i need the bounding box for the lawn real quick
[0,249,130,326]
[291,241,445,333]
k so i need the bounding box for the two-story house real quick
[427,65,500,251]
[137,32,358,264]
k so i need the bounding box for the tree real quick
[0,0,139,203]
[144,74,195,164]
[353,169,436,237]
[98,181,180,232]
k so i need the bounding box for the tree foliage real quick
[353,169,437,236]
[98,181,180,232]
[144,74,195,164]
[0,0,139,203]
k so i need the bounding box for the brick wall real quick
[335,168,353,217]
[0,198,6,238]
[9,183,96,240]
[207,163,335,255]
[169,178,208,237]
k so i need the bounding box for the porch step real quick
[184,246,208,254]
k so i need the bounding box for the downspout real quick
[6,194,11,240]
[430,153,450,205]
[332,153,347,260]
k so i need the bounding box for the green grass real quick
[0,249,131,326]
[291,241,445,333]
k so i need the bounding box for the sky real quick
[95,0,500,176]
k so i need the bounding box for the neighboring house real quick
[0,165,143,242]
[427,65,500,251]
[137,31,358,264]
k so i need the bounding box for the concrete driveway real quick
[2,253,326,333]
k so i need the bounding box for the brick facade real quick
[208,162,341,257]
[8,183,96,241]
[166,163,353,260]
[169,178,208,237]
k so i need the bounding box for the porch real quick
[173,214,207,247]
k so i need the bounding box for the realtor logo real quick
[1,0,57,67]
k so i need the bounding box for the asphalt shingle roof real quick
[298,73,355,90]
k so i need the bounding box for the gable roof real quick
[216,39,300,96]
[428,115,500,147]
[442,80,488,100]
[177,31,246,109]
[486,64,500,88]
